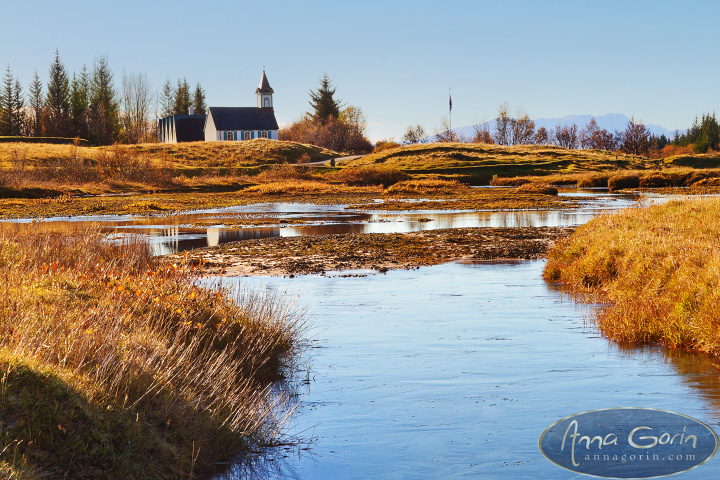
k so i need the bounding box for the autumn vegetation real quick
[544,197,720,357]
[279,74,373,154]
[403,102,720,162]
[0,225,302,478]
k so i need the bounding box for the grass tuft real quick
[334,165,409,187]
[0,226,302,478]
[544,197,720,356]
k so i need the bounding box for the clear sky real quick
[1,0,718,141]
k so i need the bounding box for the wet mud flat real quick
[170,226,574,276]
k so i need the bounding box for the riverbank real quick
[0,180,572,219]
[544,196,720,356]
[0,227,302,479]
[169,226,574,276]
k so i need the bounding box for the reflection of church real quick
[158,71,279,143]
[153,225,282,255]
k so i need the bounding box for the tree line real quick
[402,102,718,158]
[0,50,206,145]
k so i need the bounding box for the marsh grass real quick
[513,183,558,195]
[384,178,469,195]
[0,226,302,478]
[544,197,720,356]
[243,180,380,196]
[333,165,409,187]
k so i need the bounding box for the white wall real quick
[204,112,218,142]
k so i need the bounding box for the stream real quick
[220,261,720,479]
[5,189,718,478]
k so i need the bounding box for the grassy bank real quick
[0,227,302,478]
[489,167,720,192]
[345,142,720,186]
[0,140,339,197]
[544,197,720,356]
[343,143,657,182]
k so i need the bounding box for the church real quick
[158,71,279,143]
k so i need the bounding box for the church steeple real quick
[256,70,274,109]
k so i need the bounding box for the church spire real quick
[256,70,274,108]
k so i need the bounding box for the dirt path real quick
[169,226,575,276]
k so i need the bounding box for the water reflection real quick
[218,261,720,479]
[613,343,720,421]
[0,190,659,255]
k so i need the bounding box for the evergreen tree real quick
[28,71,44,137]
[159,77,174,118]
[70,66,90,139]
[12,78,25,136]
[0,66,24,136]
[308,73,342,124]
[693,113,719,153]
[0,65,14,135]
[46,49,71,137]
[173,78,190,115]
[88,56,119,144]
[193,82,206,115]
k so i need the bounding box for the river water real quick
[220,261,720,479]
[2,189,653,255]
[6,189,719,477]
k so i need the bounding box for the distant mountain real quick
[451,113,679,141]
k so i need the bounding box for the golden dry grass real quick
[344,142,654,179]
[385,178,469,195]
[544,197,720,356]
[346,142,720,185]
[243,180,380,196]
[0,226,302,478]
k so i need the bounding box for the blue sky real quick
[1,0,718,141]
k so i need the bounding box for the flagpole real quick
[449,87,452,142]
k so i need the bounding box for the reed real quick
[0,225,302,478]
[544,197,720,356]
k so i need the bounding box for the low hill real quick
[346,143,664,183]
[0,139,339,174]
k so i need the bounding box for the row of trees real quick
[402,103,656,156]
[279,74,372,153]
[672,113,719,153]
[0,50,207,145]
[158,78,206,118]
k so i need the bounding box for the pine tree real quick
[46,49,71,137]
[0,65,14,135]
[12,78,25,136]
[173,78,190,115]
[193,83,206,115]
[308,73,342,124]
[159,78,174,118]
[28,71,44,137]
[70,66,90,139]
[88,56,119,144]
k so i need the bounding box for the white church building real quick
[158,71,279,143]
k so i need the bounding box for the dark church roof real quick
[208,107,279,131]
[173,115,206,142]
[255,70,274,94]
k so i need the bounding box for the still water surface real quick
[1,189,664,255]
[220,261,720,479]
